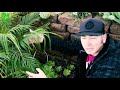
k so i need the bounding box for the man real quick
[26,18,120,78]
[26,68,47,78]
[78,18,120,78]
[26,35,47,78]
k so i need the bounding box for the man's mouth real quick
[86,48,93,51]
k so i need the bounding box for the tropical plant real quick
[21,24,63,53]
[0,12,63,54]
[0,47,42,78]
[100,12,120,24]
[0,12,22,55]
[0,12,62,78]
[18,12,63,53]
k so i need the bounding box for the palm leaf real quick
[7,33,22,55]
[0,48,41,78]
[20,12,40,25]
[9,24,31,36]
[0,34,9,54]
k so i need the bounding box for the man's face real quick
[80,34,107,56]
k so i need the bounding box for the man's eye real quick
[90,37,96,39]
[90,36,97,39]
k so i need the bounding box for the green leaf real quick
[63,69,71,76]
[67,65,75,70]
[20,12,40,25]
[46,60,55,67]
[55,66,62,72]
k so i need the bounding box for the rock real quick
[49,14,58,23]
[50,23,66,32]
[110,23,120,35]
[58,12,81,27]
[67,26,80,33]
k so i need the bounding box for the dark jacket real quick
[77,34,120,78]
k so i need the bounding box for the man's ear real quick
[102,33,107,44]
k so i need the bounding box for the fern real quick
[20,12,40,25]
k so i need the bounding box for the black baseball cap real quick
[77,18,105,36]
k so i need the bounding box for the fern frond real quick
[20,12,40,25]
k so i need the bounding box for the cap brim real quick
[76,32,103,36]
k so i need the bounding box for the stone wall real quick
[50,12,120,41]
[50,12,82,41]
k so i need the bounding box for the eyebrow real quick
[90,35,99,36]
[81,35,99,36]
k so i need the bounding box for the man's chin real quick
[86,51,94,55]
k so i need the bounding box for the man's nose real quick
[86,38,92,46]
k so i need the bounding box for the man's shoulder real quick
[108,37,120,53]
[105,49,120,65]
